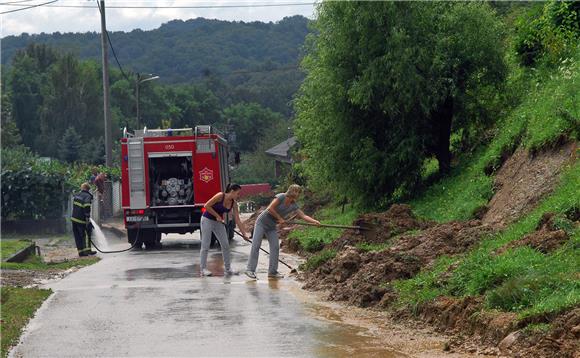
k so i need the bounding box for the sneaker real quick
[245,270,257,279]
[78,252,89,257]
[201,269,213,277]
[225,269,240,276]
[87,250,97,256]
[268,272,284,279]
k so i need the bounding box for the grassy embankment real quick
[296,50,579,324]
[397,51,579,323]
[0,239,99,357]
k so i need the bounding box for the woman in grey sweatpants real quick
[200,184,249,277]
[245,184,320,279]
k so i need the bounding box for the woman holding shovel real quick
[200,183,249,277]
[245,184,320,279]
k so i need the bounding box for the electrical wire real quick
[0,0,57,14]
[0,0,36,5]
[1,2,315,9]
[96,0,131,82]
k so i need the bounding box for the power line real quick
[0,0,57,14]
[0,0,36,5]
[96,0,130,82]
[1,2,315,9]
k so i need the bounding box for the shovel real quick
[288,221,372,231]
[232,228,298,274]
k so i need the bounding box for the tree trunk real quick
[433,96,453,174]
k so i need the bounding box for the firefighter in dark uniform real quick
[71,183,97,256]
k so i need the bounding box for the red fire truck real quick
[121,126,234,249]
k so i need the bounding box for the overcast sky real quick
[0,1,317,37]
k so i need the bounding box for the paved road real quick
[10,227,405,357]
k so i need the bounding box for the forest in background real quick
[1,16,310,185]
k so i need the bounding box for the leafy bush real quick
[1,148,71,219]
[515,0,580,66]
[1,147,121,220]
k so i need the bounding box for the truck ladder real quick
[127,137,147,208]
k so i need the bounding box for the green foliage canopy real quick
[295,2,507,206]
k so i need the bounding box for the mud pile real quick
[302,215,494,307]
[496,212,572,254]
[512,308,580,358]
[328,204,432,250]
[242,207,265,234]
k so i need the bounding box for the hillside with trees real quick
[1,16,309,117]
[2,16,310,184]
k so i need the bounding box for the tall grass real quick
[398,162,579,319]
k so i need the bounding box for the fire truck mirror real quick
[235,152,241,165]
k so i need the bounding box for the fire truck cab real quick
[121,126,234,249]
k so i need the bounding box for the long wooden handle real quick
[289,221,363,230]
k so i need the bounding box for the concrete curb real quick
[5,243,37,263]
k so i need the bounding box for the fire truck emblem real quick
[199,167,214,183]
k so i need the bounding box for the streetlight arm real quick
[139,75,160,84]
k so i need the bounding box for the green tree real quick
[36,54,102,157]
[515,0,580,66]
[58,126,82,163]
[223,102,286,152]
[295,2,506,205]
[0,86,23,149]
[80,136,105,165]
[7,44,58,149]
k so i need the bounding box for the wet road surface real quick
[10,229,408,357]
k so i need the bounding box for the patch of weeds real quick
[410,148,494,223]
[394,256,455,307]
[301,249,337,272]
[356,242,391,252]
[551,215,576,235]
[1,286,52,357]
[522,323,551,335]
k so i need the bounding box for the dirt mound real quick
[494,308,580,358]
[408,297,579,357]
[497,212,572,254]
[328,204,433,250]
[242,207,266,234]
[483,141,576,227]
[302,218,494,307]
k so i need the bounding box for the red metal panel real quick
[193,151,222,205]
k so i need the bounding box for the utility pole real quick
[99,0,113,166]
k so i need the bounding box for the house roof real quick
[265,137,297,162]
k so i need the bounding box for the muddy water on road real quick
[11,232,459,357]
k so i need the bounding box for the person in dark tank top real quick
[199,183,249,276]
